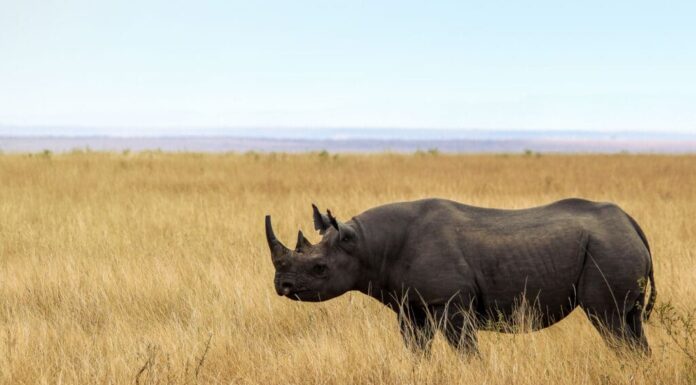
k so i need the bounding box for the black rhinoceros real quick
[265,198,656,354]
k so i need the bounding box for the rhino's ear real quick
[312,204,331,234]
[295,230,312,251]
[326,209,340,230]
[326,209,357,241]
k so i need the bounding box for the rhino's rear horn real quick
[265,215,289,261]
[295,230,312,251]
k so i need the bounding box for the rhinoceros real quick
[264,198,656,354]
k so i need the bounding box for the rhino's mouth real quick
[285,290,320,301]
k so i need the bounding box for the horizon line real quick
[1,126,695,139]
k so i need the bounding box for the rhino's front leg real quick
[398,305,435,354]
[433,305,480,357]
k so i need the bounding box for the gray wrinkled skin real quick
[265,198,657,355]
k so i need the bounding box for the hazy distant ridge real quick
[2,135,695,154]
[2,126,696,141]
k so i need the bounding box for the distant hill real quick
[1,128,695,153]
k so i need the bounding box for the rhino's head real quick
[265,204,362,302]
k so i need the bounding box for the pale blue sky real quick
[1,0,695,135]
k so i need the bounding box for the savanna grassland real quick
[1,151,695,385]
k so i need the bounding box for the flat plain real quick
[1,151,695,384]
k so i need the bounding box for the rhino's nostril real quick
[281,281,294,295]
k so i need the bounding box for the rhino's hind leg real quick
[582,293,650,355]
[577,236,651,354]
[625,301,650,354]
[398,305,435,354]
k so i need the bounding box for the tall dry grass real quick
[0,151,695,384]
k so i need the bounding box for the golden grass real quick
[1,151,695,384]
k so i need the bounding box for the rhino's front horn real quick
[265,215,289,261]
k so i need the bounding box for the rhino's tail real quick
[625,213,657,321]
[644,268,657,321]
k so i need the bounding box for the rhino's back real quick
[359,197,623,235]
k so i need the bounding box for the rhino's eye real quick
[312,264,327,275]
